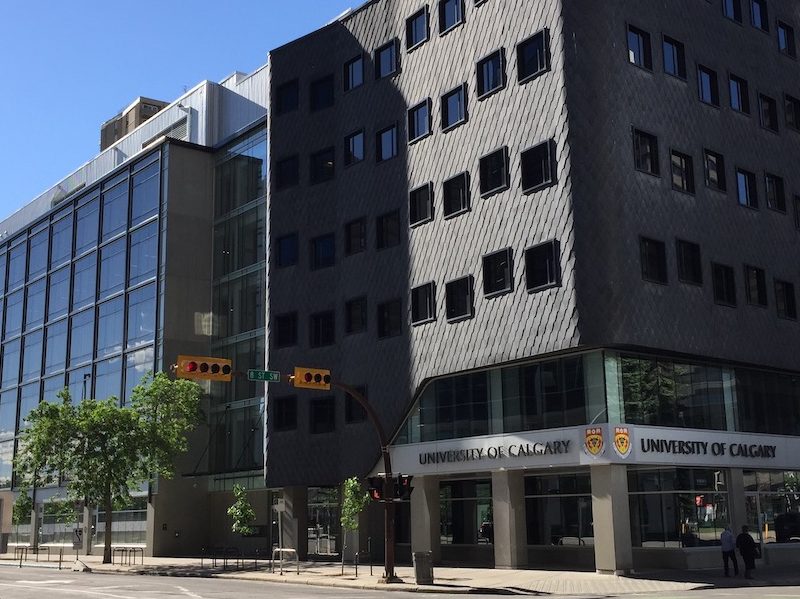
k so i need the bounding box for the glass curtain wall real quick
[744,470,800,544]
[525,472,593,546]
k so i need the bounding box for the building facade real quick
[265,0,800,572]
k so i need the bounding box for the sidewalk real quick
[2,551,800,595]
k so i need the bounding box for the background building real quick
[100,97,170,151]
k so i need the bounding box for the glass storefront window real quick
[74,197,99,256]
[99,238,126,299]
[7,242,26,290]
[44,320,68,374]
[525,472,593,546]
[130,159,159,226]
[2,339,21,389]
[126,284,155,349]
[21,331,43,382]
[69,309,94,367]
[4,290,23,338]
[0,390,16,440]
[25,279,46,331]
[124,347,154,402]
[101,179,129,242]
[744,470,800,544]
[128,222,158,286]
[72,253,97,310]
[18,382,40,430]
[50,213,73,268]
[440,480,493,545]
[48,267,70,321]
[96,298,124,358]
[27,228,48,280]
[94,357,122,402]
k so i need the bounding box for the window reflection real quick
[75,197,99,256]
[129,222,158,286]
[126,284,155,349]
[101,180,129,241]
[99,238,126,299]
[97,298,124,358]
[44,320,68,374]
[72,253,97,310]
[69,309,94,367]
[130,159,159,226]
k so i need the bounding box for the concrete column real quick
[727,468,746,532]
[492,470,527,568]
[410,475,440,562]
[82,506,94,555]
[590,464,632,575]
[281,486,308,560]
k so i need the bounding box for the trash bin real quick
[412,551,434,585]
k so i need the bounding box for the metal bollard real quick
[368,537,372,577]
[58,547,63,571]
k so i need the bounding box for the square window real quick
[377,125,398,162]
[344,55,364,92]
[723,0,742,23]
[518,29,550,83]
[309,311,335,347]
[275,79,299,115]
[274,312,298,348]
[785,94,800,130]
[445,276,474,322]
[345,388,367,423]
[525,240,561,291]
[483,248,513,296]
[275,155,299,190]
[377,299,402,338]
[408,99,431,142]
[703,149,726,191]
[344,130,365,166]
[311,234,335,269]
[345,297,367,334]
[439,0,464,33]
[476,49,506,98]
[778,21,797,57]
[441,84,467,130]
[670,150,695,193]
[375,41,399,79]
[712,263,737,306]
[697,65,719,106]
[406,7,429,50]
[662,35,686,78]
[377,211,401,250]
[765,173,786,211]
[521,140,555,193]
[310,396,335,434]
[309,147,335,184]
[632,128,660,175]
[759,93,779,131]
[411,282,436,324]
[729,74,750,113]
[272,395,297,431]
[744,265,767,307]
[344,219,366,256]
[627,24,652,69]
[409,183,433,226]
[639,237,668,284]
[479,147,509,196]
[443,172,470,217]
[310,75,334,111]
[750,0,768,31]
[775,279,797,320]
[275,233,298,268]
[676,240,703,285]
[736,168,758,208]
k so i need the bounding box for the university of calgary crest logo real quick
[584,427,604,457]
[613,426,631,459]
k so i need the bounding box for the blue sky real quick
[0,0,355,221]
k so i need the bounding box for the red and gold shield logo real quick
[584,427,604,457]
[613,426,631,458]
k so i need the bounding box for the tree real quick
[12,491,32,526]
[339,477,370,574]
[227,484,256,536]
[14,372,202,564]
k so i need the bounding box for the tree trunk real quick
[103,491,113,564]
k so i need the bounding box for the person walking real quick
[720,526,738,577]
[736,525,758,579]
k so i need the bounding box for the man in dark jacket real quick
[736,525,758,579]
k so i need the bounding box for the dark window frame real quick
[411,282,436,325]
[703,149,727,192]
[639,237,668,285]
[310,233,336,270]
[750,0,769,32]
[309,147,335,185]
[524,239,561,292]
[309,395,336,435]
[275,233,299,268]
[765,172,786,212]
[675,239,703,286]
[377,299,403,339]
[344,54,365,92]
[309,310,336,347]
[438,0,465,35]
[274,312,298,348]
[736,167,759,209]
[482,247,514,297]
[759,92,779,132]
[344,296,368,335]
[723,0,743,23]
[275,79,299,115]
[520,139,556,194]
[275,155,300,190]
[445,275,474,322]
[775,279,798,320]
[441,83,468,131]
[632,127,660,176]
[626,23,653,70]
[272,395,298,432]
[376,124,399,163]
[375,40,400,79]
[376,210,401,250]
[662,34,687,79]
[443,171,470,218]
[409,183,434,226]
[476,48,506,99]
[777,21,797,58]
[479,146,510,197]
[344,218,367,256]
[669,148,695,194]
[728,73,750,114]
[408,99,432,143]
[743,264,768,307]
[785,94,800,131]
[406,7,430,51]
[517,29,551,84]
[697,64,720,106]
[309,74,335,112]
[344,129,365,167]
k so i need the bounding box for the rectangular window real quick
[48,267,70,321]
[130,158,159,226]
[72,252,97,310]
[275,233,298,268]
[411,283,436,324]
[25,280,46,331]
[27,229,48,281]
[93,358,121,403]
[126,283,155,348]
[439,0,463,33]
[377,299,402,338]
[345,297,367,334]
[662,35,686,78]
[697,65,719,106]
[274,312,298,348]
[443,172,470,217]
[518,29,550,83]
[795,196,800,230]
[96,297,124,358]
[69,309,94,367]
[311,234,335,269]
[786,94,800,131]
[703,149,726,191]
[376,211,401,249]
[344,130,365,166]
[309,75,334,112]
[445,276,473,322]
[775,280,797,320]
[377,125,398,162]
[44,320,67,373]
[310,396,335,434]
[477,49,506,98]
[129,221,158,286]
[525,240,561,292]
[736,168,758,208]
[778,21,797,57]
[275,155,299,190]
[744,265,768,307]
[345,389,367,424]
[723,0,742,22]
[344,55,364,92]
[101,179,129,242]
[765,173,786,211]
[483,248,513,296]
[50,213,73,269]
[1,340,20,389]
[275,80,299,115]
[639,237,668,284]
[676,240,703,285]
[409,183,433,226]
[273,396,297,431]
[406,7,429,50]
[74,197,99,256]
[309,311,335,347]
[759,93,779,131]
[521,140,555,193]
[729,74,750,113]
[21,332,42,382]
[309,147,335,184]
[441,84,467,131]
[750,0,768,31]
[713,263,737,306]
[375,41,398,79]
[344,219,366,256]
[7,243,25,291]
[99,238,126,299]
[479,147,509,196]
[627,24,652,69]
[408,99,431,142]
[670,150,695,193]
[633,128,659,175]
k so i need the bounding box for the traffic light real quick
[290,367,331,390]
[395,474,413,500]
[366,476,384,502]
[176,355,233,382]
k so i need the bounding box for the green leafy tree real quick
[340,477,370,574]
[227,484,256,536]
[14,372,202,564]
[12,491,32,526]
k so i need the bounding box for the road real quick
[0,567,797,598]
